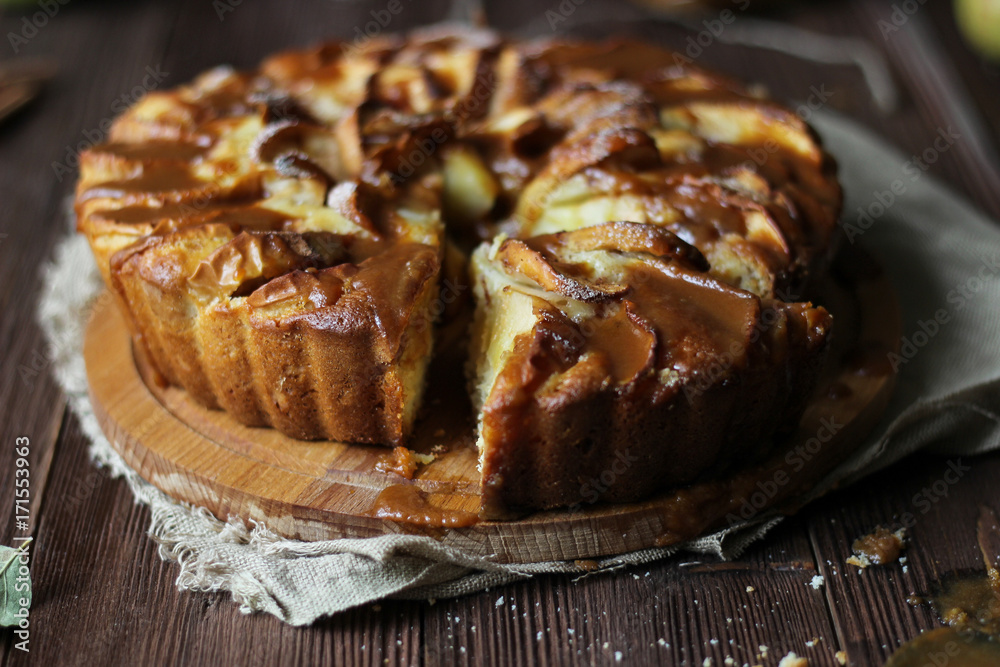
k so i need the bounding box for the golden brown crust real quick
[472,223,832,516]
[76,27,842,513]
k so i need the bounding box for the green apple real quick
[955,0,1000,61]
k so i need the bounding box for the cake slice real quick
[111,224,440,443]
[469,222,831,518]
[76,65,447,444]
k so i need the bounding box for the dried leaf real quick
[0,539,32,627]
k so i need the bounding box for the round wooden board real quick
[85,244,900,564]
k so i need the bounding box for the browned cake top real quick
[77,25,840,312]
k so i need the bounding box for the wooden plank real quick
[481,2,1000,661]
[858,0,1000,219]
[4,0,999,663]
[163,0,453,79]
[0,1,181,662]
[808,453,1000,666]
[800,3,1000,659]
[420,521,844,666]
[2,0,447,662]
[0,0,183,545]
[5,412,426,666]
[923,0,1000,154]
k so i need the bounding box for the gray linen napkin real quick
[37,109,1000,625]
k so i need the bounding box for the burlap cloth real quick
[37,110,1000,625]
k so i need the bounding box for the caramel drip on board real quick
[371,485,478,528]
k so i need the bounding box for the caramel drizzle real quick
[78,32,839,306]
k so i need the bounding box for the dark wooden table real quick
[1,0,998,664]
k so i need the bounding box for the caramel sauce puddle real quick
[370,484,479,528]
[885,507,1000,666]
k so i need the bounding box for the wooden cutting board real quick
[84,244,899,564]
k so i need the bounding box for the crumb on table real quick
[778,651,810,667]
[847,526,907,568]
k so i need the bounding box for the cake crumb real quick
[746,586,755,593]
[376,447,413,477]
[374,446,433,479]
[614,651,623,662]
[703,658,713,667]
[848,526,907,568]
[845,554,868,568]
[495,596,504,607]
[835,650,847,664]
[758,644,768,656]
[778,652,809,667]
[808,575,824,590]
